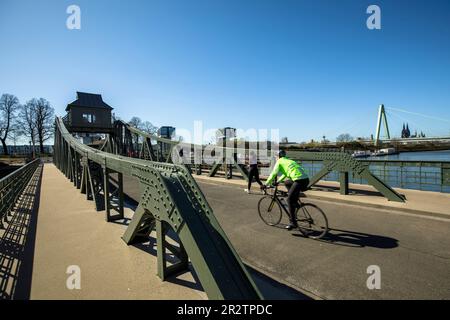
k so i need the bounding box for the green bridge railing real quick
[54,117,262,300]
[0,159,41,229]
[108,121,405,202]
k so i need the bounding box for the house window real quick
[82,113,96,123]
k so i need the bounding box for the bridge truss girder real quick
[54,117,262,300]
[287,151,406,202]
[105,120,404,202]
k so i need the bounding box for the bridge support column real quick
[122,204,155,244]
[117,173,125,217]
[340,171,349,195]
[103,168,125,222]
[81,161,104,211]
[80,158,89,198]
[74,152,81,189]
[156,220,189,281]
[103,167,110,220]
[208,163,221,177]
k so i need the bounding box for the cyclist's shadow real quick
[293,228,399,249]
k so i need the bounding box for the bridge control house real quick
[63,92,114,134]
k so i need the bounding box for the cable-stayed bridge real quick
[371,104,450,145]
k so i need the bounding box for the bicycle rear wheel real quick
[258,196,282,226]
[296,203,328,239]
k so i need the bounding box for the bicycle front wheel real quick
[296,203,328,239]
[258,196,282,226]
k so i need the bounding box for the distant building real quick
[158,126,176,139]
[401,123,426,138]
[157,126,176,156]
[401,123,411,138]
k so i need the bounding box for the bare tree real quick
[128,116,142,129]
[128,117,143,146]
[336,133,353,142]
[19,99,38,157]
[0,94,20,155]
[8,124,23,154]
[141,121,158,135]
[35,98,55,154]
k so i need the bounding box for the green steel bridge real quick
[1,114,449,300]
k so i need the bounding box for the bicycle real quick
[258,183,329,239]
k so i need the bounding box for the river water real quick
[366,150,450,161]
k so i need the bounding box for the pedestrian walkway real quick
[29,164,206,299]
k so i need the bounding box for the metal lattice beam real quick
[114,119,405,202]
[287,151,406,202]
[53,117,262,300]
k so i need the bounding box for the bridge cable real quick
[387,107,450,124]
[387,109,449,137]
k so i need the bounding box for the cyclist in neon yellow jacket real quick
[265,150,310,230]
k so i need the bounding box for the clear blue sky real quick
[1,0,449,142]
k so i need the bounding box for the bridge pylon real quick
[375,104,390,146]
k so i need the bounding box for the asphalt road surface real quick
[123,176,450,299]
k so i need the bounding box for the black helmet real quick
[278,150,286,158]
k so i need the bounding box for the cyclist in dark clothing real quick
[265,150,310,230]
[244,150,263,193]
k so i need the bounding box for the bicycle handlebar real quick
[262,184,287,197]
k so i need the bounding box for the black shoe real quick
[285,224,297,231]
